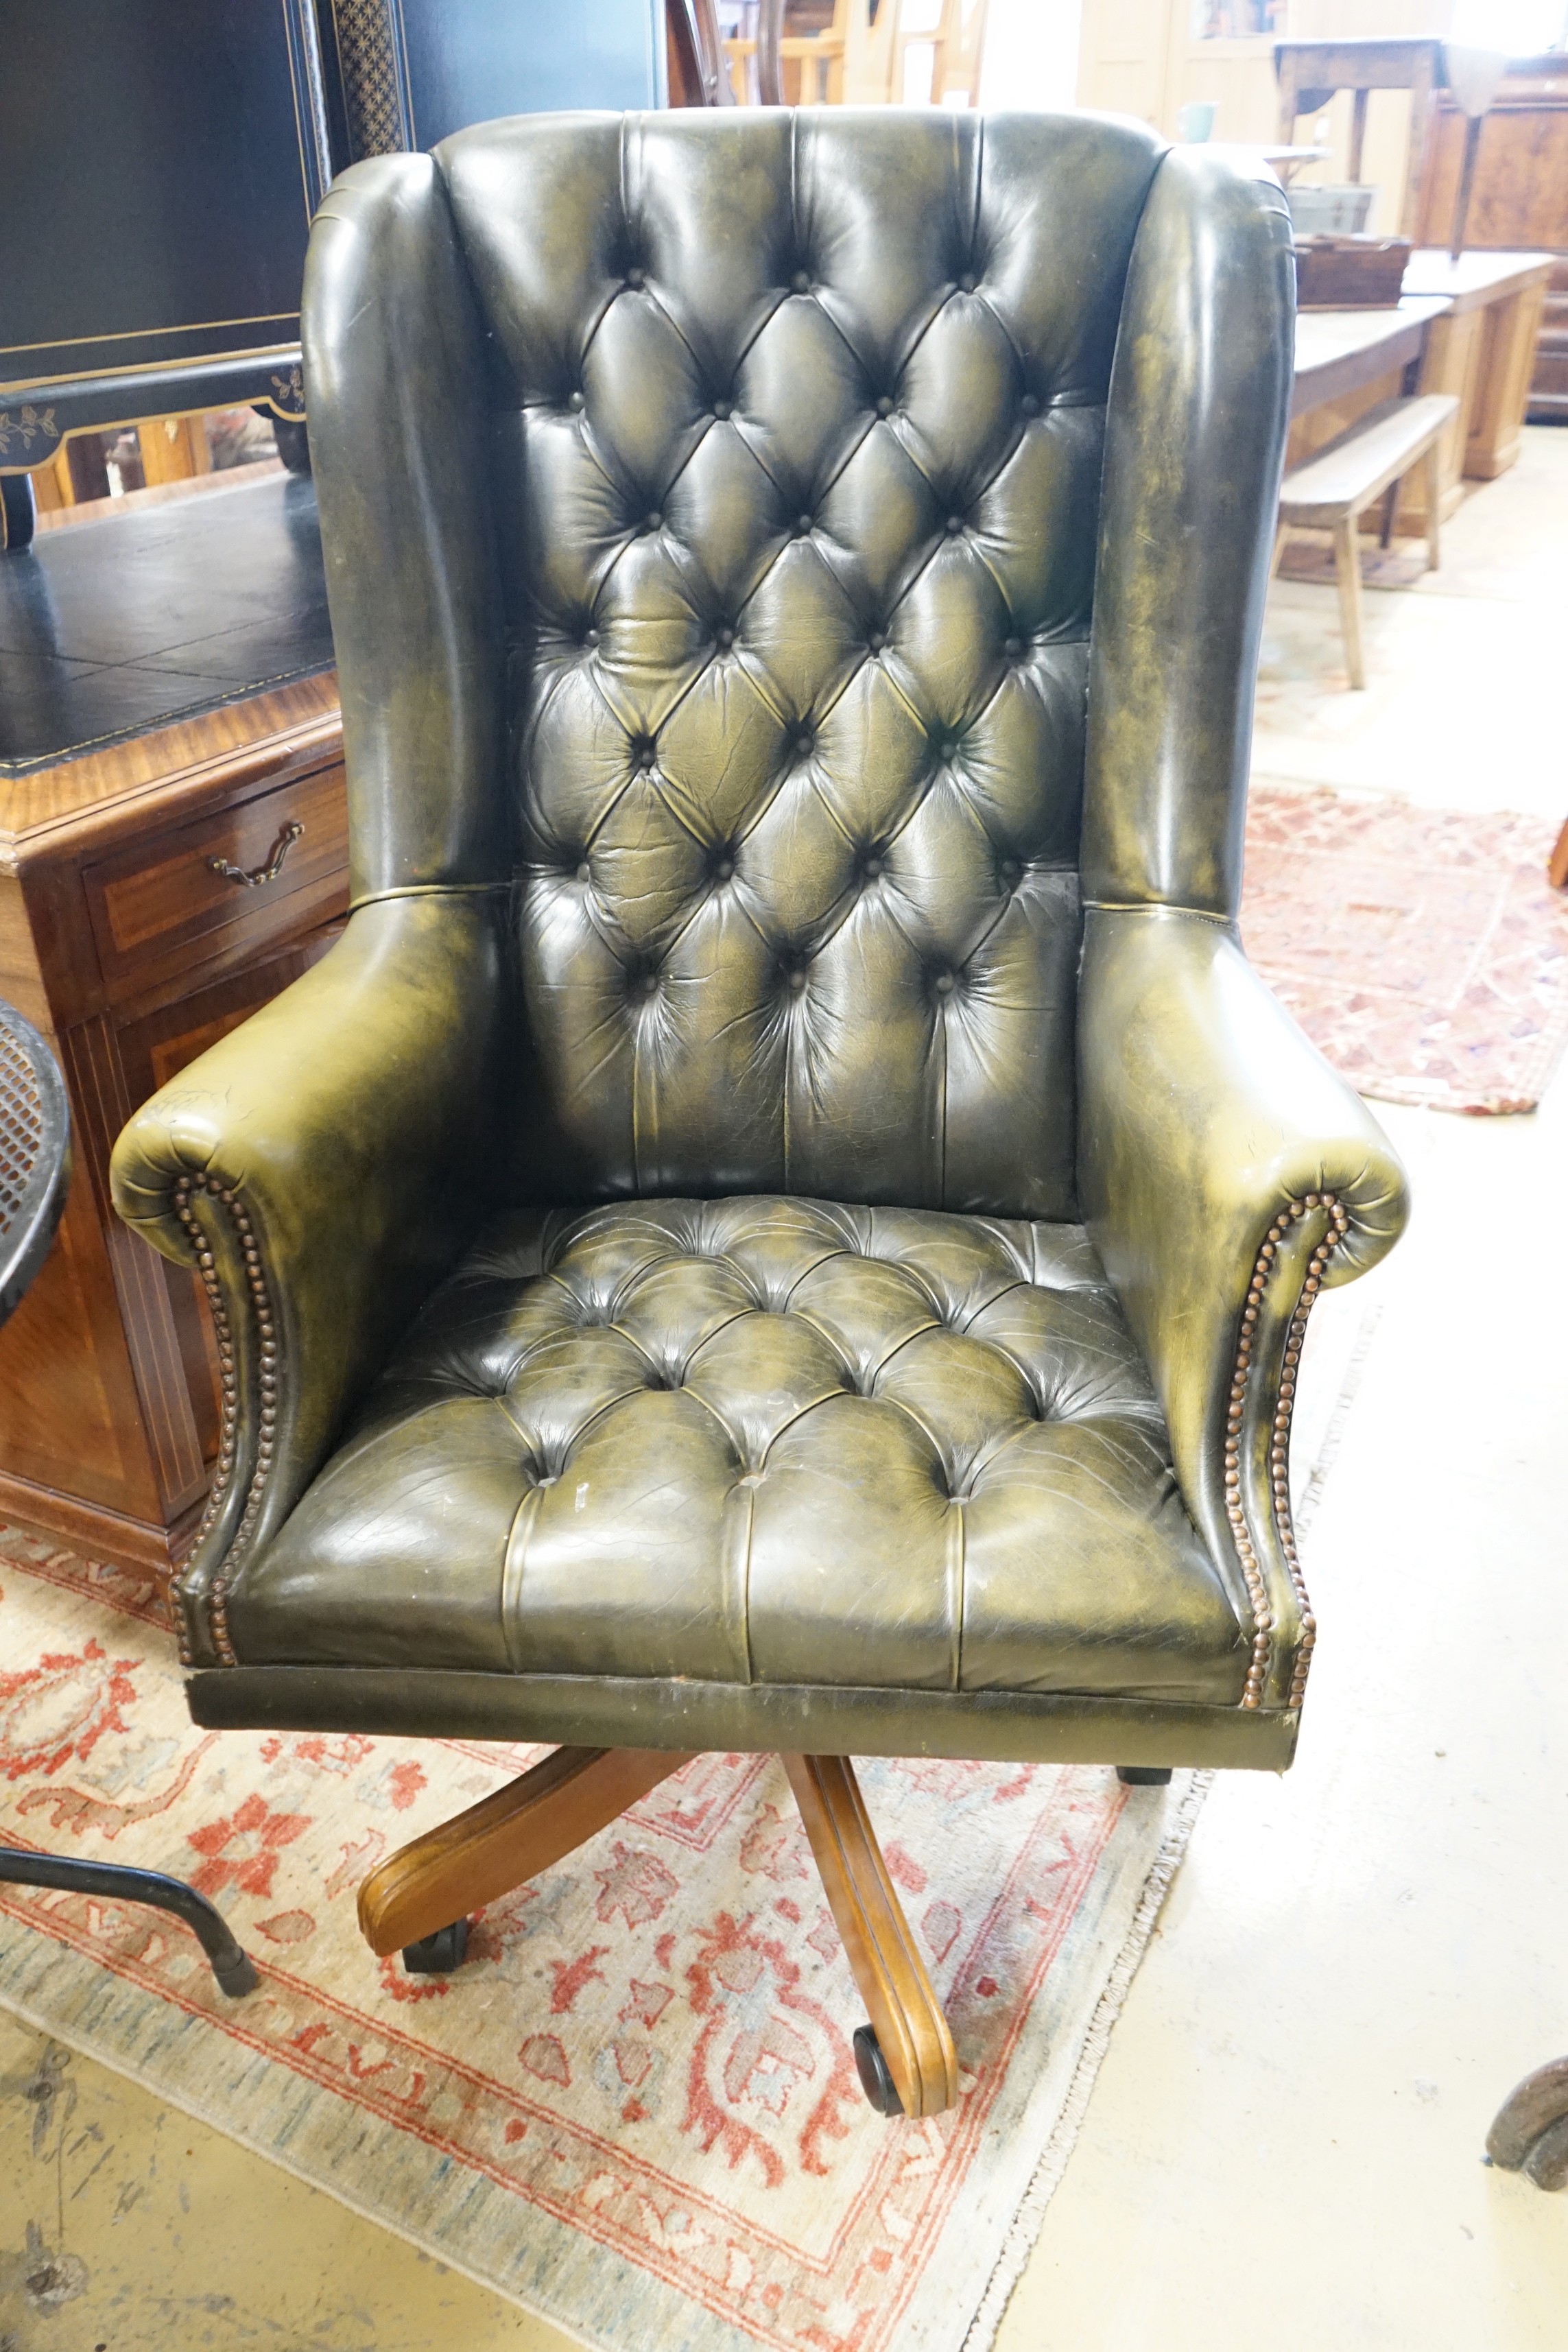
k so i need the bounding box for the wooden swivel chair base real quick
[356,1744,1169,2118]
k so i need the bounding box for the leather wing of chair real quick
[111,109,1407,2118]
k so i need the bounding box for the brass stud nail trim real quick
[1224,1192,1351,1711]
[171,1172,280,1669]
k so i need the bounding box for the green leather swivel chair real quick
[111,108,1408,2119]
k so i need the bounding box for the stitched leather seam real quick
[862,1313,946,1386]
[538,1208,575,1272]
[751,1386,848,1469]
[517,658,575,812]
[669,1298,762,1383]
[1225,1191,1349,1710]
[770,1235,857,1313]
[726,280,796,388]
[495,1382,635,1466]
[789,108,802,307]
[737,1474,757,1685]
[862,1212,947,1313]
[972,110,986,271]
[954,1274,1031,1335]
[936,982,949,1202]
[604,1267,680,1338]
[577,401,646,521]
[171,1174,279,1671]
[499,1483,543,1674]
[639,283,712,424]
[951,861,1063,977]
[810,392,884,515]
[348,881,508,910]
[1083,899,1232,925]
[890,273,968,396]
[948,1491,966,1694]
[679,1380,748,1461]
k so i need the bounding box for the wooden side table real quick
[1286,257,1553,536]
[1397,250,1555,524]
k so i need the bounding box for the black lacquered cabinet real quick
[1,0,667,543]
[315,0,667,161]
[1,2,329,444]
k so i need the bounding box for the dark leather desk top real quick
[0,475,334,776]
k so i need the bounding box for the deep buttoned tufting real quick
[420,109,1169,1219]
[229,1198,1249,1706]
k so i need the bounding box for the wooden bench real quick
[1274,392,1460,689]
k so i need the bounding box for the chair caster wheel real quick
[1116,1766,1172,1785]
[853,2024,905,2117]
[402,1917,470,1973]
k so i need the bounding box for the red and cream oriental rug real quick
[1242,783,1568,1115]
[0,1526,1204,2352]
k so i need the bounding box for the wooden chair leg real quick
[1333,512,1368,689]
[783,1753,959,2119]
[1550,817,1568,891]
[1379,477,1399,549]
[1269,519,1289,580]
[1424,440,1442,571]
[357,1746,693,1958]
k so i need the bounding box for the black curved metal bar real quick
[0,1001,259,2001]
[0,1001,71,1326]
[0,1849,259,1997]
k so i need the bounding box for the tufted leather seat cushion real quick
[427,110,1167,1218]
[229,1198,1248,1707]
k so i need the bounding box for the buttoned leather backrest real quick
[308,110,1303,1224]
[431,110,1167,1220]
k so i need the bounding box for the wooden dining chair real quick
[886,0,988,108]
[726,0,854,108]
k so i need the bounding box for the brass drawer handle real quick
[209,820,303,889]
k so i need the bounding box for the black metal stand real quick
[0,1004,260,2005]
[0,1006,259,2001]
[0,1849,259,1999]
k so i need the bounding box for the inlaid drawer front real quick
[84,762,348,986]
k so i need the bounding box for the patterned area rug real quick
[0,1529,1202,2352]
[1242,783,1568,1115]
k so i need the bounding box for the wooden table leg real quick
[1464,279,1549,483]
[784,1753,959,2118]
[1423,440,1442,572]
[1333,512,1367,690]
[1416,307,1484,523]
[357,1746,694,1956]
[1549,819,1568,891]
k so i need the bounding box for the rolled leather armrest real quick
[110,893,507,1661]
[1077,904,1409,1711]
